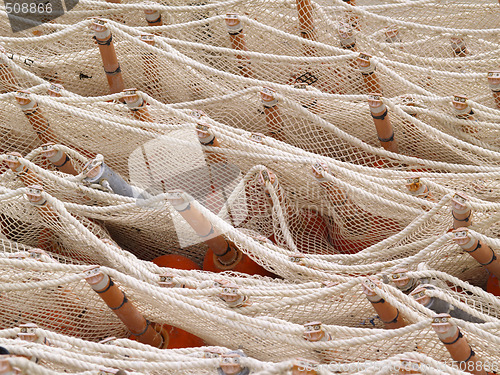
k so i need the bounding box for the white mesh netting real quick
[0,0,499,374]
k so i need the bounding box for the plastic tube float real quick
[166,190,275,277]
[451,192,472,230]
[487,70,500,108]
[144,8,162,26]
[431,314,487,375]
[15,90,57,144]
[450,37,469,57]
[357,53,382,94]
[361,276,407,329]
[89,19,125,94]
[452,227,500,296]
[123,88,153,122]
[40,142,78,176]
[410,285,484,323]
[452,95,478,134]
[297,0,317,56]
[260,87,286,142]
[225,14,253,78]
[139,34,162,96]
[84,266,204,349]
[368,93,398,153]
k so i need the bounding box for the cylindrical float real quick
[452,227,500,280]
[139,34,162,96]
[450,37,469,57]
[405,176,435,201]
[195,121,228,165]
[144,9,163,26]
[487,70,500,109]
[260,87,285,142]
[385,25,401,43]
[225,14,253,78]
[303,322,331,342]
[3,152,43,187]
[47,83,64,97]
[390,268,420,294]
[297,0,317,56]
[89,19,125,94]
[410,285,484,323]
[123,88,153,122]
[338,22,357,51]
[431,314,487,375]
[357,53,382,94]
[84,266,167,348]
[40,142,78,176]
[368,93,398,153]
[82,155,144,198]
[166,190,275,277]
[15,90,57,144]
[451,192,472,229]
[452,95,477,134]
[362,277,406,329]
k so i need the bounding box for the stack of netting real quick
[0,0,500,374]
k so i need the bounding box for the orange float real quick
[311,161,401,254]
[260,88,286,142]
[166,191,275,277]
[362,277,407,329]
[450,37,469,57]
[15,90,58,145]
[486,274,500,296]
[225,14,253,78]
[152,254,201,271]
[357,53,382,94]
[144,8,163,26]
[488,70,500,109]
[368,94,398,153]
[453,227,500,297]
[297,0,317,56]
[85,266,204,349]
[89,19,125,94]
[40,142,79,176]
[432,314,487,375]
[452,94,478,134]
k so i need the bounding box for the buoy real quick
[362,277,407,329]
[225,14,253,78]
[368,93,398,153]
[487,70,500,109]
[152,254,201,271]
[432,314,487,375]
[486,274,500,296]
[166,190,276,277]
[130,323,205,350]
[15,90,58,145]
[311,161,400,254]
[89,19,125,94]
[84,266,204,349]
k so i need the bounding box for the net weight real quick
[5,1,53,14]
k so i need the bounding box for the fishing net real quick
[0,0,499,373]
